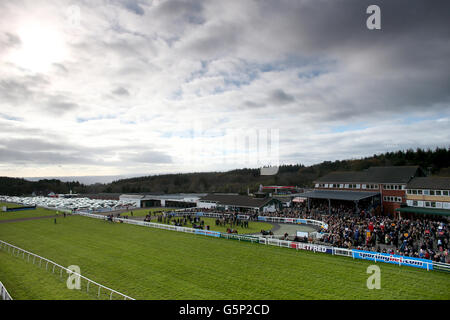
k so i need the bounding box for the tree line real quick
[0,147,448,196]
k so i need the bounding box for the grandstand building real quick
[198,194,283,213]
[119,194,203,208]
[397,176,450,218]
[312,166,425,215]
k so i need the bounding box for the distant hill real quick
[0,147,449,196]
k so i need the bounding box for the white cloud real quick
[0,0,449,178]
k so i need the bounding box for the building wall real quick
[380,188,406,215]
[314,183,407,216]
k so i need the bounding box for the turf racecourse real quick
[0,215,449,300]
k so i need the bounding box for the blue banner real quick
[258,216,267,221]
[196,212,204,217]
[296,219,307,224]
[352,249,433,270]
[194,229,221,238]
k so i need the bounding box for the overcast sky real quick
[0,0,449,180]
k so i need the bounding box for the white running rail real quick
[0,280,13,300]
[0,240,134,300]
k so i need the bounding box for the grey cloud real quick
[0,148,99,165]
[0,138,70,152]
[243,101,265,109]
[1,32,21,48]
[269,89,295,105]
[115,0,146,15]
[155,0,205,25]
[45,98,79,114]
[112,86,130,96]
[0,79,34,104]
[52,63,68,74]
[124,150,173,164]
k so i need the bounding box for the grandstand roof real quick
[396,206,450,217]
[300,190,380,201]
[407,177,450,190]
[314,166,421,184]
[200,194,280,209]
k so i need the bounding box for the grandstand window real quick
[396,197,402,202]
[401,185,406,190]
[315,184,319,188]
[345,184,349,188]
[417,190,422,195]
[430,190,435,195]
[423,190,430,195]
[425,201,431,207]
[406,189,411,194]
[431,202,436,207]
[325,184,329,188]
[339,184,344,188]
[356,184,361,189]
[443,190,449,196]
[435,190,441,196]
[413,200,418,206]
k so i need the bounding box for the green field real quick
[148,216,272,234]
[0,214,449,300]
[119,207,173,217]
[0,251,94,300]
[0,202,58,221]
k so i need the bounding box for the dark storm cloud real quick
[183,0,450,120]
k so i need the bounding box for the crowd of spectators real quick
[152,202,449,263]
[266,201,449,263]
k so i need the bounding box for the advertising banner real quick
[352,249,433,270]
[290,242,333,254]
[194,229,221,238]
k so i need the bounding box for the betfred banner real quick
[352,250,433,270]
[290,242,333,254]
